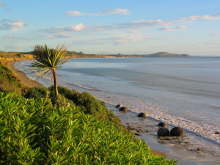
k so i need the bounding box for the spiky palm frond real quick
[30,45,68,104]
[31,45,67,73]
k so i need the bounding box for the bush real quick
[0,63,22,93]
[57,86,106,114]
[22,87,48,99]
[57,86,121,124]
[0,92,176,165]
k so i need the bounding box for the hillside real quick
[0,51,112,62]
[108,52,189,57]
[146,52,189,57]
[0,61,176,164]
[0,51,189,62]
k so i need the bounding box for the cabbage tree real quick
[31,45,67,103]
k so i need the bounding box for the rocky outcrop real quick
[119,106,128,112]
[170,127,184,137]
[157,128,170,137]
[137,112,147,118]
[158,122,167,128]
[115,104,121,108]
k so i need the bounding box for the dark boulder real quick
[157,122,167,128]
[170,127,184,136]
[137,112,147,118]
[157,128,170,137]
[135,133,140,136]
[119,106,128,112]
[115,104,121,108]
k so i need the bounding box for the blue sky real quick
[0,0,220,56]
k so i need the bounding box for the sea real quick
[15,56,220,164]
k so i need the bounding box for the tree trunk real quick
[51,68,58,102]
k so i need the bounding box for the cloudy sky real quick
[0,0,220,56]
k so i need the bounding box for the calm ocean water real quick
[15,56,220,164]
[16,56,220,131]
[59,56,220,125]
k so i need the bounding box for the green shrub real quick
[57,86,106,114]
[22,87,48,99]
[0,63,22,93]
[0,64,19,85]
[57,86,121,124]
[0,92,176,165]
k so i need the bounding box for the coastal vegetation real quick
[31,45,68,103]
[0,90,175,164]
[0,52,176,164]
[0,63,23,93]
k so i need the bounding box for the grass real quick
[23,87,49,99]
[0,63,23,93]
[0,91,176,164]
[0,64,176,164]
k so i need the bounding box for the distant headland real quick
[106,52,190,57]
[0,51,189,62]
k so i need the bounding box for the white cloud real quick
[66,8,129,17]
[65,13,220,32]
[42,13,220,39]
[42,24,86,38]
[0,19,25,31]
[159,25,188,31]
[71,24,86,31]
[114,31,150,44]
[104,8,129,15]
[180,14,220,22]
[66,11,83,16]
[94,13,220,31]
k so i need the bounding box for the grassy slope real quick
[0,63,176,164]
[0,63,23,93]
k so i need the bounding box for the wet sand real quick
[108,104,220,165]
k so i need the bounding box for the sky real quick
[0,0,220,56]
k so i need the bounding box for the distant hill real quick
[0,51,189,62]
[106,52,189,57]
[146,52,189,57]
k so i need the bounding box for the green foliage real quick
[0,92,176,165]
[0,63,22,93]
[31,45,68,104]
[57,86,120,123]
[57,86,105,114]
[22,87,48,99]
[31,45,67,72]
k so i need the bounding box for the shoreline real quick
[13,58,220,144]
[108,104,220,164]
[94,90,220,144]
[12,59,220,143]
[9,58,220,164]
[6,58,171,159]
